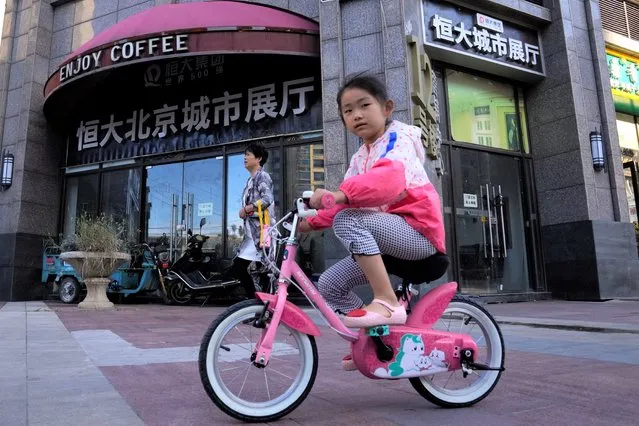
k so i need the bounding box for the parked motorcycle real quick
[107,238,171,304]
[164,218,241,305]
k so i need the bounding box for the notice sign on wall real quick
[463,193,478,208]
[198,203,213,217]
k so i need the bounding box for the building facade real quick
[600,0,639,247]
[0,0,637,302]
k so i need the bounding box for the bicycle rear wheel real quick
[410,296,504,407]
[199,299,318,422]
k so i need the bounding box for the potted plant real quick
[60,213,130,310]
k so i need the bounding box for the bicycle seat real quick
[382,252,449,284]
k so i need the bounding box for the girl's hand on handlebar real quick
[309,189,346,209]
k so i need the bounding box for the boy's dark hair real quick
[336,73,390,113]
[246,142,269,166]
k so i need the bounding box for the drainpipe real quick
[585,0,622,221]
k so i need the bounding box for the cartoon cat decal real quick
[388,334,425,377]
[373,335,450,379]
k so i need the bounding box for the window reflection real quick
[63,174,99,240]
[286,143,325,277]
[225,148,282,258]
[447,70,523,152]
[184,158,224,254]
[101,169,141,243]
[616,112,639,151]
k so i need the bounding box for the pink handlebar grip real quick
[321,192,336,209]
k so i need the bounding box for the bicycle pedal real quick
[366,325,390,337]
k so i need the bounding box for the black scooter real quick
[164,218,241,305]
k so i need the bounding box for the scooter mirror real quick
[199,217,206,234]
[188,229,193,237]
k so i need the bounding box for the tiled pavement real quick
[2,299,639,425]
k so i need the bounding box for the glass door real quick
[145,163,183,261]
[623,160,639,223]
[451,147,531,294]
[183,157,224,256]
[145,158,224,262]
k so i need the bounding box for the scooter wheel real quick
[58,277,80,304]
[167,282,193,305]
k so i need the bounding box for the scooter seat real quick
[382,252,449,284]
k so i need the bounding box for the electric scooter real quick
[164,218,241,305]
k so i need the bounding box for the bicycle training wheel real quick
[199,299,318,422]
[410,296,504,408]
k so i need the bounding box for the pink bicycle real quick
[199,192,505,422]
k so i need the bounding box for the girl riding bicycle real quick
[301,73,446,329]
[199,77,505,419]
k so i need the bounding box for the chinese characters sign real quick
[423,0,543,77]
[143,55,225,88]
[607,51,639,99]
[75,76,316,152]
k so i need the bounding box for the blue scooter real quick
[42,239,171,304]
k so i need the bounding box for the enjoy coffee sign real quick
[60,34,190,83]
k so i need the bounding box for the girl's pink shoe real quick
[343,298,407,328]
[342,354,357,371]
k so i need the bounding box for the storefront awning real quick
[43,1,319,120]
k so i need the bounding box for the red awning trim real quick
[43,29,319,102]
[43,1,319,106]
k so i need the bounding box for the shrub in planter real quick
[60,214,130,310]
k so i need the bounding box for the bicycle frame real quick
[252,198,359,366]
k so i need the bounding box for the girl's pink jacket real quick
[307,120,446,254]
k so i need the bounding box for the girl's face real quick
[340,87,393,144]
[244,151,261,170]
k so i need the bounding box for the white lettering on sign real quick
[75,76,316,151]
[60,51,102,82]
[430,14,540,67]
[463,193,478,208]
[181,96,211,132]
[152,104,179,138]
[154,55,223,88]
[280,77,315,116]
[245,84,278,122]
[475,13,504,33]
[198,203,213,217]
[212,91,242,126]
[60,34,190,83]
[124,109,152,142]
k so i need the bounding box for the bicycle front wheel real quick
[199,299,318,422]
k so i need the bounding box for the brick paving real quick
[42,299,639,425]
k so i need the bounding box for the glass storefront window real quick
[447,70,525,152]
[63,174,99,240]
[518,88,530,154]
[616,112,639,151]
[286,143,326,277]
[183,158,225,254]
[101,169,141,243]
[225,148,282,258]
[625,174,638,223]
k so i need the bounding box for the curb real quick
[494,316,639,334]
